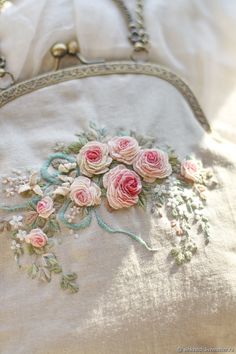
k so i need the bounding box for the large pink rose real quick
[180,159,200,182]
[103,165,142,209]
[70,176,101,207]
[77,141,112,177]
[25,228,48,248]
[133,149,172,183]
[108,136,140,164]
[36,196,55,219]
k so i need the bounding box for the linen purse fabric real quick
[0,62,235,354]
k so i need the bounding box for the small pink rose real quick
[77,141,112,177]
[36,196,55,219]
[70,176,101,207]
[25,228,48,248]
[133,149,172,183]
[103,165,142,209]
[108,136,140,164]
[180,159,200,182]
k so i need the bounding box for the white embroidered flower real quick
[18,172,43,196]
[53,175,75,197]
[176,204,188,216]
[194,209,205,221]
[58,162,77,174]
[191,197,203,209]
[10,240,21,250]
[53,186,70,197]
[9,215,23,230]
[16,230,27,241]
[181,189,193,200]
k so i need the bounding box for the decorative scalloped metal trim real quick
[0,61,211,132]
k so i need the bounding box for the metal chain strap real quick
[113,0,149,59]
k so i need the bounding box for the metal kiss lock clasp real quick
[0,56,15,90]
[50,40,104,71]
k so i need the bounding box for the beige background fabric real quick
[0,75,236,354]
[0,1,236,353]
[0,0,236,142]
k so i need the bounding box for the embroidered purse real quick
[0,58,217,289]
[1,48,235,354]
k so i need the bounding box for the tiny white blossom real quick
[191,197,203,209]
[181,189,193,200]
[177,204,188,216]
[9,215,23,230]
[195,209,204,216]
[16,230,27,241]
[10,240,21,250]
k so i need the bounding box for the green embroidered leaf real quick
[60,273,79,293]
[27,264,39,279]
[39,267,51,282]
[64,273,77,281]
[101,188,107,197]
[44,218,61,237]
[65,141,85,154]
[53,195,66,205]
[92,175,103,187]
[130,130,155,148]
[138,193,147,210]
[117,129,131,137]
[168,151,181,173]
[89,121,98,130]
[36,217,47,229]
[142,182,155,192]
[26,243,35,255]
[170,248,180,257]
[26,243,45,256]
[42,253,62,274]
[24,211,38,225]
[33,247,45,255]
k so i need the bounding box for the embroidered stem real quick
[94,210,157,252]
[0,196,40,213]
[40,153,76,185]
[58,199,92,230]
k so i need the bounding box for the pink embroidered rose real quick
[108,136,140,164]
[70,176,101,207]
[77,141,112,177]
[36,196,55,219]
[133,149,172,183]
[180,159,200,182]
[25,228,48,248]
[103,165,142,209]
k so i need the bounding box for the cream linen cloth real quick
[0,74,236,354]
[0,1,236,354]
[0,0,236,142]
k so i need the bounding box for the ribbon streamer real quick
[40,152,76,185]
[94,210,157,252]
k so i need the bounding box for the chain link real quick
[113,0,149,59]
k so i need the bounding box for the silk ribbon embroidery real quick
[0,122,217,293]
